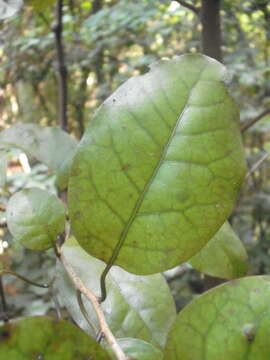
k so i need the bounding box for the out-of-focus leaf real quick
[56,237,176,348]
[0,124,78,189]
[6,188,66,250]
[165,276,270,360]
[0,0,23,20]
[26,0,55,10]
[189,222,248,279]
[108,338,164,360]
[0,152,7,188]
[0,316,110,360]
[68,54,246,275]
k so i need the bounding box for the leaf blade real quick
[189,222,248,279]
[68,54,247,274]
[0,316,109,360]
[165,276,270,360]
[6,188,66,250]
[108,338,164,360]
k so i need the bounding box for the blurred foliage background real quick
[0,0,270,317]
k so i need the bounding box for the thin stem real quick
[59,248,127,360]
[76,290,98,334]
[100,267,109,302]
[53,0,69,132]
[241,108,270,133]
[0,270,50,288]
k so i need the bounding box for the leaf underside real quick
[56,237,176,348]
[165,276,270,360]
[68,54,246,274]
[0,124,77,189]
[108,338,164,360]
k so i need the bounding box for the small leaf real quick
[165,276,270,360]
[56,237,176,348]
[0,124,78,189]
[189,222,248,279]
[7,188,66,250]
[0,316,110,359]
[0,0,23,20]
[68,54,246,274]
[108,338,164,360]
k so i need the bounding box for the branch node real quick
[174,0,200,14]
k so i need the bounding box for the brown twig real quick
[59,247,127,360]
[53,0,69,132]
[241,108,270,133]
[174,0,200,14]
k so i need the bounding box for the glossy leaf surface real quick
[68,54,246,274]
[7,188,66,250]
[56,237,176,348]
[108,338,164,360]
[165,276,270,360]
[190,222,248,279]
[0,124,77,189]
[0,316,109,360]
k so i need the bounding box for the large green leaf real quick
[108,338,164,360]
[6,188,66,250]
[189,222,248,279]
[165,276,270,360]
[0,124,77,189]
[55,237,176,348]
[0,316,110,360]
[68,54,246,274]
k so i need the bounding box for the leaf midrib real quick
[107,64,207,268]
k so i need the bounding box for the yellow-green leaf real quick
[7,188,66,251]
[0,316,110,359]
[165,276,270,360]
[189,222,248,279]
[68,54,246,274]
